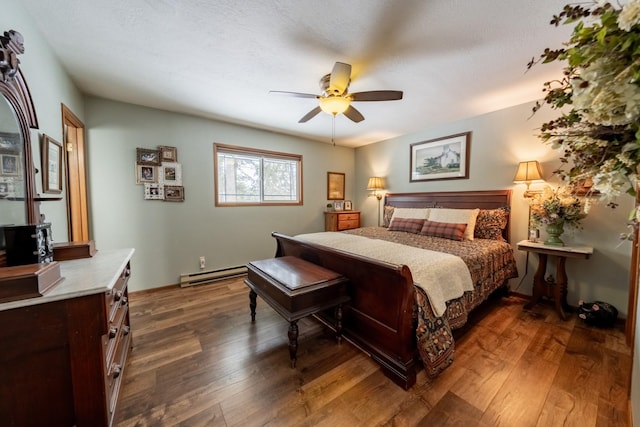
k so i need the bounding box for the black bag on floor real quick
[577,300,618,328]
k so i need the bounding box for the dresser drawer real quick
[106,262,130,323]
[104,303,129,369]
[105,323,131,420]
[338,213,359,222]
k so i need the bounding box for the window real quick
[214,143,302,206]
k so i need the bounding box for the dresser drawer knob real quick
[114,291,123,301]
[123,325,130,336]
[112,364,122,379]
[108,327,118,339]
[121,296,128,306]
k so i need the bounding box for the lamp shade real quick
[366,176,385,190]
[513,161,543,183]
[319,96,351,115]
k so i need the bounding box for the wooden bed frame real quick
[272,189,512,389]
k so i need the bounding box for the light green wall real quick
[355,102,634,317]
[85,97,355,291]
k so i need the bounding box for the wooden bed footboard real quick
[272,232,419,389]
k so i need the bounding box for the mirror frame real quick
[0,30,39,224]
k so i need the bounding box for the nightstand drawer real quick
[325,211,360,231]
[337,219,359,230]
[338,213,359,221]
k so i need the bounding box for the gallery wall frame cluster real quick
[135,146,184,202]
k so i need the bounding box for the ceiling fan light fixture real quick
[319,96,350,115]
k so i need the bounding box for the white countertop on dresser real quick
[0,248,135,312]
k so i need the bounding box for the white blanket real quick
[295,232,473,317]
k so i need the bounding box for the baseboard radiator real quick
[180,265,247,287]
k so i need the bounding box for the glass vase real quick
[544,221,565,246]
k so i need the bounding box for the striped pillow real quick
[420,220,467,241]
[388,217,424,234]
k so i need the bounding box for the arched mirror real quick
[0,30,40,251]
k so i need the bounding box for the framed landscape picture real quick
[410,132,471,182]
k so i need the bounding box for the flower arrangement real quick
[528,1,640,232]
[530,186,587,229]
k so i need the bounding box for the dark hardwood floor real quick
[114,277,631,427]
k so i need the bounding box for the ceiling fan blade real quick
[298,106,322,123]
[343,105,365,123]
[350,90,403,102]
[329,62,352,95]
[269,90,319,99]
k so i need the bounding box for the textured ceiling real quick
[19,0,573,147]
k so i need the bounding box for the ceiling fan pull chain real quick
[332,114,336,146]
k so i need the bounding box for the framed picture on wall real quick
[410,131,471,182]
[42,134,63,194]
[164,185,184,202]
[158,145,177,162]
[327,171,345,200]
[136,164,157,184]
[144,183,164,200]
[160,162,182,186]
[136,148,161,165]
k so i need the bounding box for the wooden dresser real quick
[324,211,360,231]
[0,248,134,427]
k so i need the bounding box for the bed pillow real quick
[420,220,467,241]
[390,207,430,221]
[382,205,395,227]
[474,207,509,241]
[427,208,479,240]
[388,217,425,234]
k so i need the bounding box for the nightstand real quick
[517,240,593,320]
[324,211,360,231]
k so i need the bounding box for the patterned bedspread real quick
[343,226,519,377]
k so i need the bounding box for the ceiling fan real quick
[270,62,403,123]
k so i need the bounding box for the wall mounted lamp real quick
[367,176,385,226]
[513,161,544,198]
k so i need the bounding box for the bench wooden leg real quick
[335,304,343,344]
[249,290,257,322]
[288,321,298,368]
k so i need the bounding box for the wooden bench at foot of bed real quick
[272,231,419,389]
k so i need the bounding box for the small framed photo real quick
[164,185,184,202]
[159,145,177,162]
[1,154,20,175]
[333,200,344,211]
[136,148,161,165]
[136,164,157,184]
[144,183,164,200]
[160,162,182,186]
[344,200,353,211]
[42,134,63,194]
